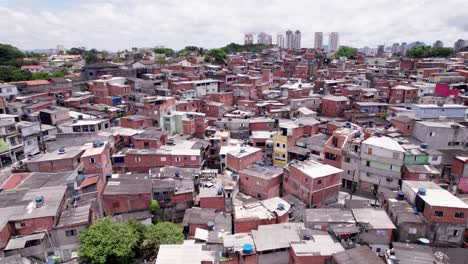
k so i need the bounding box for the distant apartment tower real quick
[286,30,294,49]
[257,32,272,45]
[244,33,254,45]
[328,32,339,52]
[314,32,323,49]
[377,45,385,56]
[400,42,408,56]
[391,43,399,55]
[433,40,444,48]
[277,34,285,48]
[57,44,64,55]
[454,39,467,52]
[293,30,301,49]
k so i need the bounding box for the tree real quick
[208,48,226,63]
[0,66,31,82]
[68,47,87,55]
[145,222,184,253]
[334,46,357,59]
[406,46,454,58]
[153,48,175,57]
[79,217,141,264]
[149,200,160,214]
[0,43,25,67]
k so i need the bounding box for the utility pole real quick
[38,118,46,153]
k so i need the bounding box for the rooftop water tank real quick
[420,143,428,149]
[303,234,311,240]
[207,221,215,231]
[418,188,427,195]
[243,244,253,254]
[277,203,285,210]
[396,191,405,200]
[35,195,44,208]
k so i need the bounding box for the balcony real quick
[360,165,401,179]
[361,153,403,166]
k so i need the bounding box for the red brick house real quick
[239,164,282,200]
[283,160,342,207]
[226,146,263,173]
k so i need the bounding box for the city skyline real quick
[0,0,467,51]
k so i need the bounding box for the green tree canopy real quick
[145,222,184,253]
[207,48,227,63]
[0,66,31,82]
[221,43,269,54]
[153,48,175,57]
[79,217,141,264]
[333,46,357,59]
[149,200,160,214]
[406,46,454,58]
[0,43,25,67]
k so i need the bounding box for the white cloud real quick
[0,0,467,51]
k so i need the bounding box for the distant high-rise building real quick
[454,39,467,52]
[328,32,339,52]
[391,43,399,55]
[244,33,254,45]
[57,44,64,55]
[433,40,444,48]
[377,45,385,56]
[277,34,285,48]
[400,42,408,56]
[314,32,323,49]
[257,32,272,45]
[293,30,301,49]
[286,30,294,49]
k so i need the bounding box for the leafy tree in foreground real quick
[145,222,184,253]
[149,199,160,214]
[78,217,140,264]
[334,46,357,59]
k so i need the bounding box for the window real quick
[293,182,299,189]
[112,201,120,208]
[409,228,417,234]
[90,157,96,164]
[161,157,166,161]
[367,148,372,155]
[276,143,280,147]
[431,156,438,161]
[175,157,181,162]
[65,229,77,237]
[392,152,400,159]
[144,142,149,149]
[305,178,308,183]
[191,156,196,161]
[435,211,444,217]
[376,248,381,253]
[317,179,322,185]
[344,157,351,163]
[419,173,426,180]
[366,161,370,167]
[282,144,286,148]
[256,193,262,199]
[429,132,435,137]
[15,221,26,229]
[135,157,141,162]
[452,230,460,236]
[455,212,465,219]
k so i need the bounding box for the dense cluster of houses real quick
[0,46,468,263]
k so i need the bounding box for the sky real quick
[0,0,467,51]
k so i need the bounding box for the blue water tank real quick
[303,234,311,240]
[345,122,351,128]
[243,243,253,254]
[397,191,405,200]
[277,203,285,210]
[418,238,430,246]
[207,221,214,231]
[354,131,361,138]
[418,188,427,195]
[420,143,428,149]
